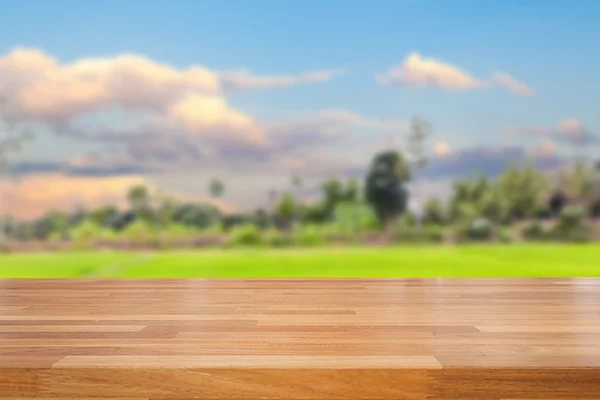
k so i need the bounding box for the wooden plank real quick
[0,278,599,399]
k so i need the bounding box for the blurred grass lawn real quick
[1,244,599,278]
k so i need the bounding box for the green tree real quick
[208,179,225,198]
[344,178,360,202]
[275,191,297,228]
[405,115,433,229]
[365,150,411,226]
[291,176,303,190]
[423,198,446,225]
[90,205,119,227]
[497,163,547,222]
[156,194,179,229]
[127,185,153,222]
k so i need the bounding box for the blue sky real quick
[1,0,599,217]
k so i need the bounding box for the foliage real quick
[263,227,292,247]
[173,203,217,229]
[496,164,548,222]
[228,224,264,246]
[498,227,513,243]
[70,220,102,249]
[548,190,568,217]
[333,202,381,233]
[406,115,433,172]
[70,220,102,241]
[89,205,119,227]
[294,224,327,247]
[275,192,297,225]
[455,217,494,242]
[590,198,600,219]
[208,179,225,198]
[365,150,410,225]
[120,220,157,243]
[549,205,590,242]
[449,175,503,223]
[521,221,545,240]
[127,185,153,222]
[423,198,446,225]
[395,224,443,243]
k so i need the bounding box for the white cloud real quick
[167,94,268,148]
[377,52,486,91]
[0,47,345,152]
[219,68,346,91]
[492,72,536,97]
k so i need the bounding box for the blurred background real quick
[0,0,599,277]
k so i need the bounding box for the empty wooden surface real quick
[1,278,599,399]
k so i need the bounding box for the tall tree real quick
[127,185,152,221]
[405,115,433,229]
[365,150,411,227]
[208,179,225,199]
[275,192,296,229]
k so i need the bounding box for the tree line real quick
[1,113,600,247]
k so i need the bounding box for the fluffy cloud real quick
[492,72,536,97]
[0,173,236,220]
[376,52,486,91]
[0,48,344,154]
[505,119,597,146]
[112,109,406,169]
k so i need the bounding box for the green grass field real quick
[1,244,599,278]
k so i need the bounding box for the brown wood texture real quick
[0,278,599,399]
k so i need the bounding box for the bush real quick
[294,225,327,247]
[263,228,292,247]
[498,227,513,243]
[333,203,381,232]
[228,224,264,246]
[395,225,444,243]
[521,221,544,240]
[456,217,493,242]
[120,220,156,243]
[550,205,590,242]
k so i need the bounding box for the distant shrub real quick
[457,217,493,242]
[535,204,553,220]
[550,205,590,242]
[228,224,264,246]
[395,225,443,243]
[498,227,513,243]
[263,228,292,247]
[0,243,11,254]
[333,203,381,233]
[422,225,444,242]
[294,225,327,247]
[120,220,156,243]
[71,220,101,240]
[69,220,99,250]
[521,221,544,240]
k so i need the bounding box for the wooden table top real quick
[1,278,600,399]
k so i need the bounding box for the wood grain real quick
[0,278,599,399]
